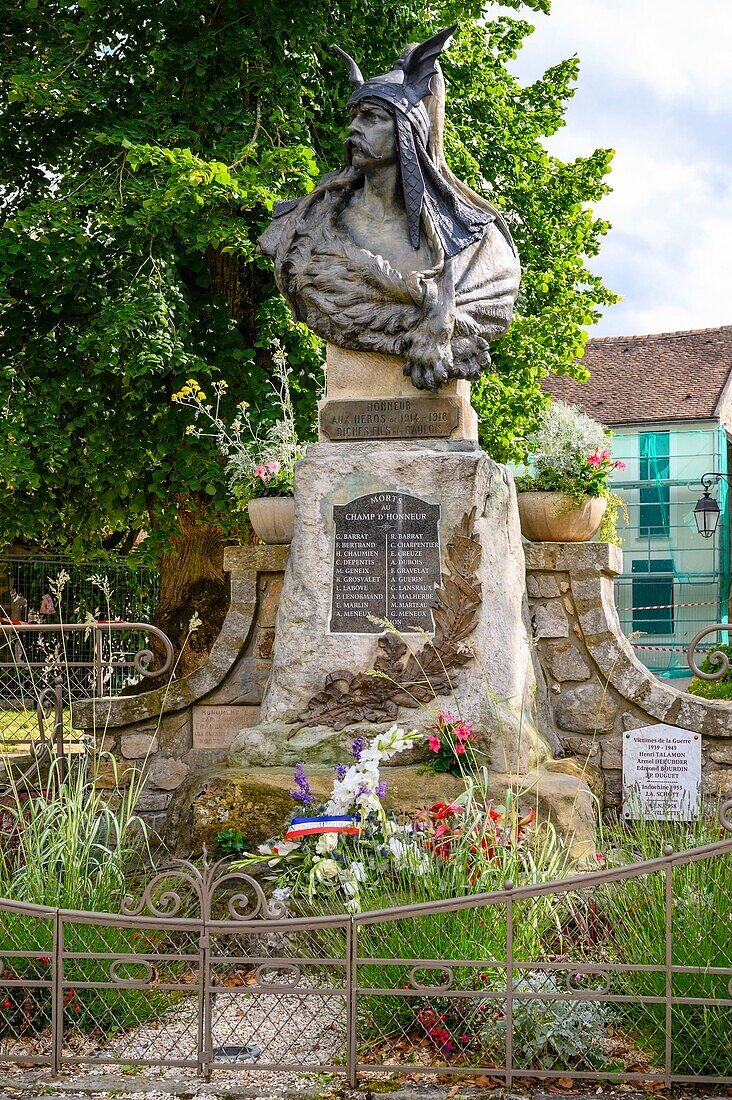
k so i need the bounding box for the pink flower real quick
[254,464,270,483]
[435,709,453,725]
[454,722,473,741]
[266,460,280,474]
[428,736,441,753]
[614,459,626,470]
[587,451,603,468]
[455,743,467,754]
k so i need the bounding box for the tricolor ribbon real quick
[284,815,361,840]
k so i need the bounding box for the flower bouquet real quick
[515,400,626,542]
[172,343,307,542]
[231,725,431,912]
[424,710,478,776]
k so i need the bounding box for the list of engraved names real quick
[330,492,441,634]
[622,723,701,821]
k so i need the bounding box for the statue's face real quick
[347,100,397,170]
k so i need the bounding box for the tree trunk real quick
[149,505,229,682]
[137,247,267,684]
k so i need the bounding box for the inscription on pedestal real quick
[320,397,459,441]
[192,705,260,750]
[330,492,440,634]
[622,723,701,820]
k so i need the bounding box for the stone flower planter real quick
[248,495,295,544]
[517,491,606,543]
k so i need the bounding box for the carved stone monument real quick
[228,27,596,858]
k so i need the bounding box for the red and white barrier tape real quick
[623,599,720,611]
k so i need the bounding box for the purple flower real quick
[376,780,387,799]
[335,763,347,781]
[290,762,314,807]
[356,782,372,798]
[351,736,364,762]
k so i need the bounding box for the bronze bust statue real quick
[259,26,520,392]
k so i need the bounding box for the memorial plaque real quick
[192,705,260,750]
[320,397,459,441]
[330,492,440,634]
[622,723,701,820]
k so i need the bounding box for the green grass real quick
[0,760,180,1039]
[593,815,732,1077]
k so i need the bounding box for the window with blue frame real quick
[638,431,670,538]
[632,559,674,635]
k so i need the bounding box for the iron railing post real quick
[198,925,211,1081]
[51,910,63,1076]
[504,886,514,1089]
[347,918,357,1088]
[664,857,673,1088]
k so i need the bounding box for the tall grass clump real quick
[595,812,732,1077]
[0,759,175,1038]
[0,757,144,909]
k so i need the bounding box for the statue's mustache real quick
[345,135,382,162]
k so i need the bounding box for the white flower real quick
[388,836,410,862]
[348,860,366,882]
[315,832,338,854]
[274,840,300,856]
[272,887,291,901]
[312,858,339,882]
[344,897,360,913]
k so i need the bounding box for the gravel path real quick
[0,981,345,1098]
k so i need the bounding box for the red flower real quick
[427,736,441,753]
[2,999,11,1009]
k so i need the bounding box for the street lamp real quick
[693,472,727,539]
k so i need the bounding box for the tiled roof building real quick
[543,326,732,428]
[539,325,732,680]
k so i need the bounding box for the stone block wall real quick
[525,542,732,810]
[74,539,732,842]
[73,545,287,841]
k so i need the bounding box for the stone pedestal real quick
[239,440,547,775]
[318,345,478,442]
[226,438,598,859]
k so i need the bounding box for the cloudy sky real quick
[499,0,732,337]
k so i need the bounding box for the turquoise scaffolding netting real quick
[611,426,730,678]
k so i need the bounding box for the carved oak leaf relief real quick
[293,509,481,731]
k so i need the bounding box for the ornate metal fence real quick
[0,817,730,1085]
[0,622,173,770]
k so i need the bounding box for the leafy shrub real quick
[686,642,732,699]
[481,973,612,1069]
[214,827,249,856]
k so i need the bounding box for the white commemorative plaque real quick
[622,723,701,821]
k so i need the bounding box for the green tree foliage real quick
[0,0,616,638]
